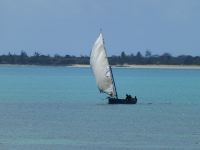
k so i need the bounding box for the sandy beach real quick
[70,64,200,69]
[1,64,200,69]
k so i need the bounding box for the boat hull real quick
[108,97,137,104]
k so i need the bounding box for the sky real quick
[1,0,200,56]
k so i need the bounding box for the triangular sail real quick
[90,33,117,98]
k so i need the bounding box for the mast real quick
[90,32,118,99]
[109,66,118,99]
[101,32,118,99]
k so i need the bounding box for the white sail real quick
[90,33,117,98]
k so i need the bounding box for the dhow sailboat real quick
[90,33,137,104]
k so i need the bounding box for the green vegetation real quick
[0,51,200,66]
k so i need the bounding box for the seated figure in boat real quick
[126,94,132,101]
[134,96,137,103]
[126,94,137,103]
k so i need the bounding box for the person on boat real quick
[126,94,132,101]
[126,94,128,100]
[134,96,137,103]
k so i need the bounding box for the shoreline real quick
[66,64,200,69]
[1,64,200,69]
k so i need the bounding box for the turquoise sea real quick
[0,65,200,149]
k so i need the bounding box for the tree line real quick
[0,51,200,66]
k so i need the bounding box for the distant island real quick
[0,51,200,66]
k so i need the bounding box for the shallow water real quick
[0,66,200,149]
[0,65,200,103]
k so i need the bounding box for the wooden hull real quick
[108,97,137,104]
